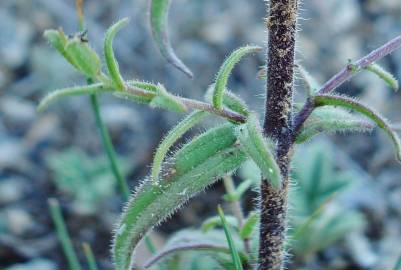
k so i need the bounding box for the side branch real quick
[319,35,401,95]
[293,36,401,138]
[125,85,247,123]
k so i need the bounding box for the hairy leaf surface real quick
[212,46,261,109]
[104,18,129,90]
[151,110,207,182]
[365,63,399,91]
[38,83,112,112]
[236,114,281,189]
[65,37,101,78]
[112,125,247,270]
[205,84,249,117]
[314,94,401,162]
[296,106,374,143]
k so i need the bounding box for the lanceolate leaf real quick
[365,63,399,91]
[297,64,320,96]
[44,29,76,67]
[150,0,193,78]
[37,83,112,112]
[151,110,207,182]
[296,106,374,144]
[236,114,281,189]
[44,29,101,77]
[112,125,247,270]
[205,84,249,117]
[314,94,401,162]
[104,18,129,90]
[239,212,259,240]
[217,206,244,270]
[201,215,238,233]
[65,37,101,78]
[223,179,253,202]
[212,46,262,109]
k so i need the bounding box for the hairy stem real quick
[125,84,247,123]
[260,0,298,269]
[293,35,401,139]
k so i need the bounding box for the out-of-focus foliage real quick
[46,148,128,214]
[289,140,365,257]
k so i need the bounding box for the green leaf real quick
[104,18,129,90]
[235,114,281,189]
[150,84,188,112]
[43,29,76,67]
[65,36,101,78]
[365,63,399,91]
[150,0,193,78]
[296,106,374,144]
[314,94,401,162]
[205,84,249,117]
[112,124,247,270]
[37,83,113,112]
[212,46,261,109]
[202,216,238,233]
[223,179,253,202]
[239,212,259,240]
[217,206,244,270]
[297,64,320,96]
[151,110,207,182]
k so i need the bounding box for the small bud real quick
[65,37,101,78]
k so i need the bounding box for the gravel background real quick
[0,0,400,269]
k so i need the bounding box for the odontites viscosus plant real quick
[39,0,401,269]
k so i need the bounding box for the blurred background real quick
[0,0,401,269]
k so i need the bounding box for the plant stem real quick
[223,176,245,228]
[260,0,298,269]
[125,85,247,123]
[75,0,158,260]
[82,243,99,270]
[75,0,130,200]
[223,176,251,256]
[89,93,130,200]
[48,198,82,270]
[293,35,401,138]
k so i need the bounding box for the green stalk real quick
[89,92,130,200]
[49,198,82,270]
[82,243,99,270]
[76,1,129,200]
[75,0,156,254]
